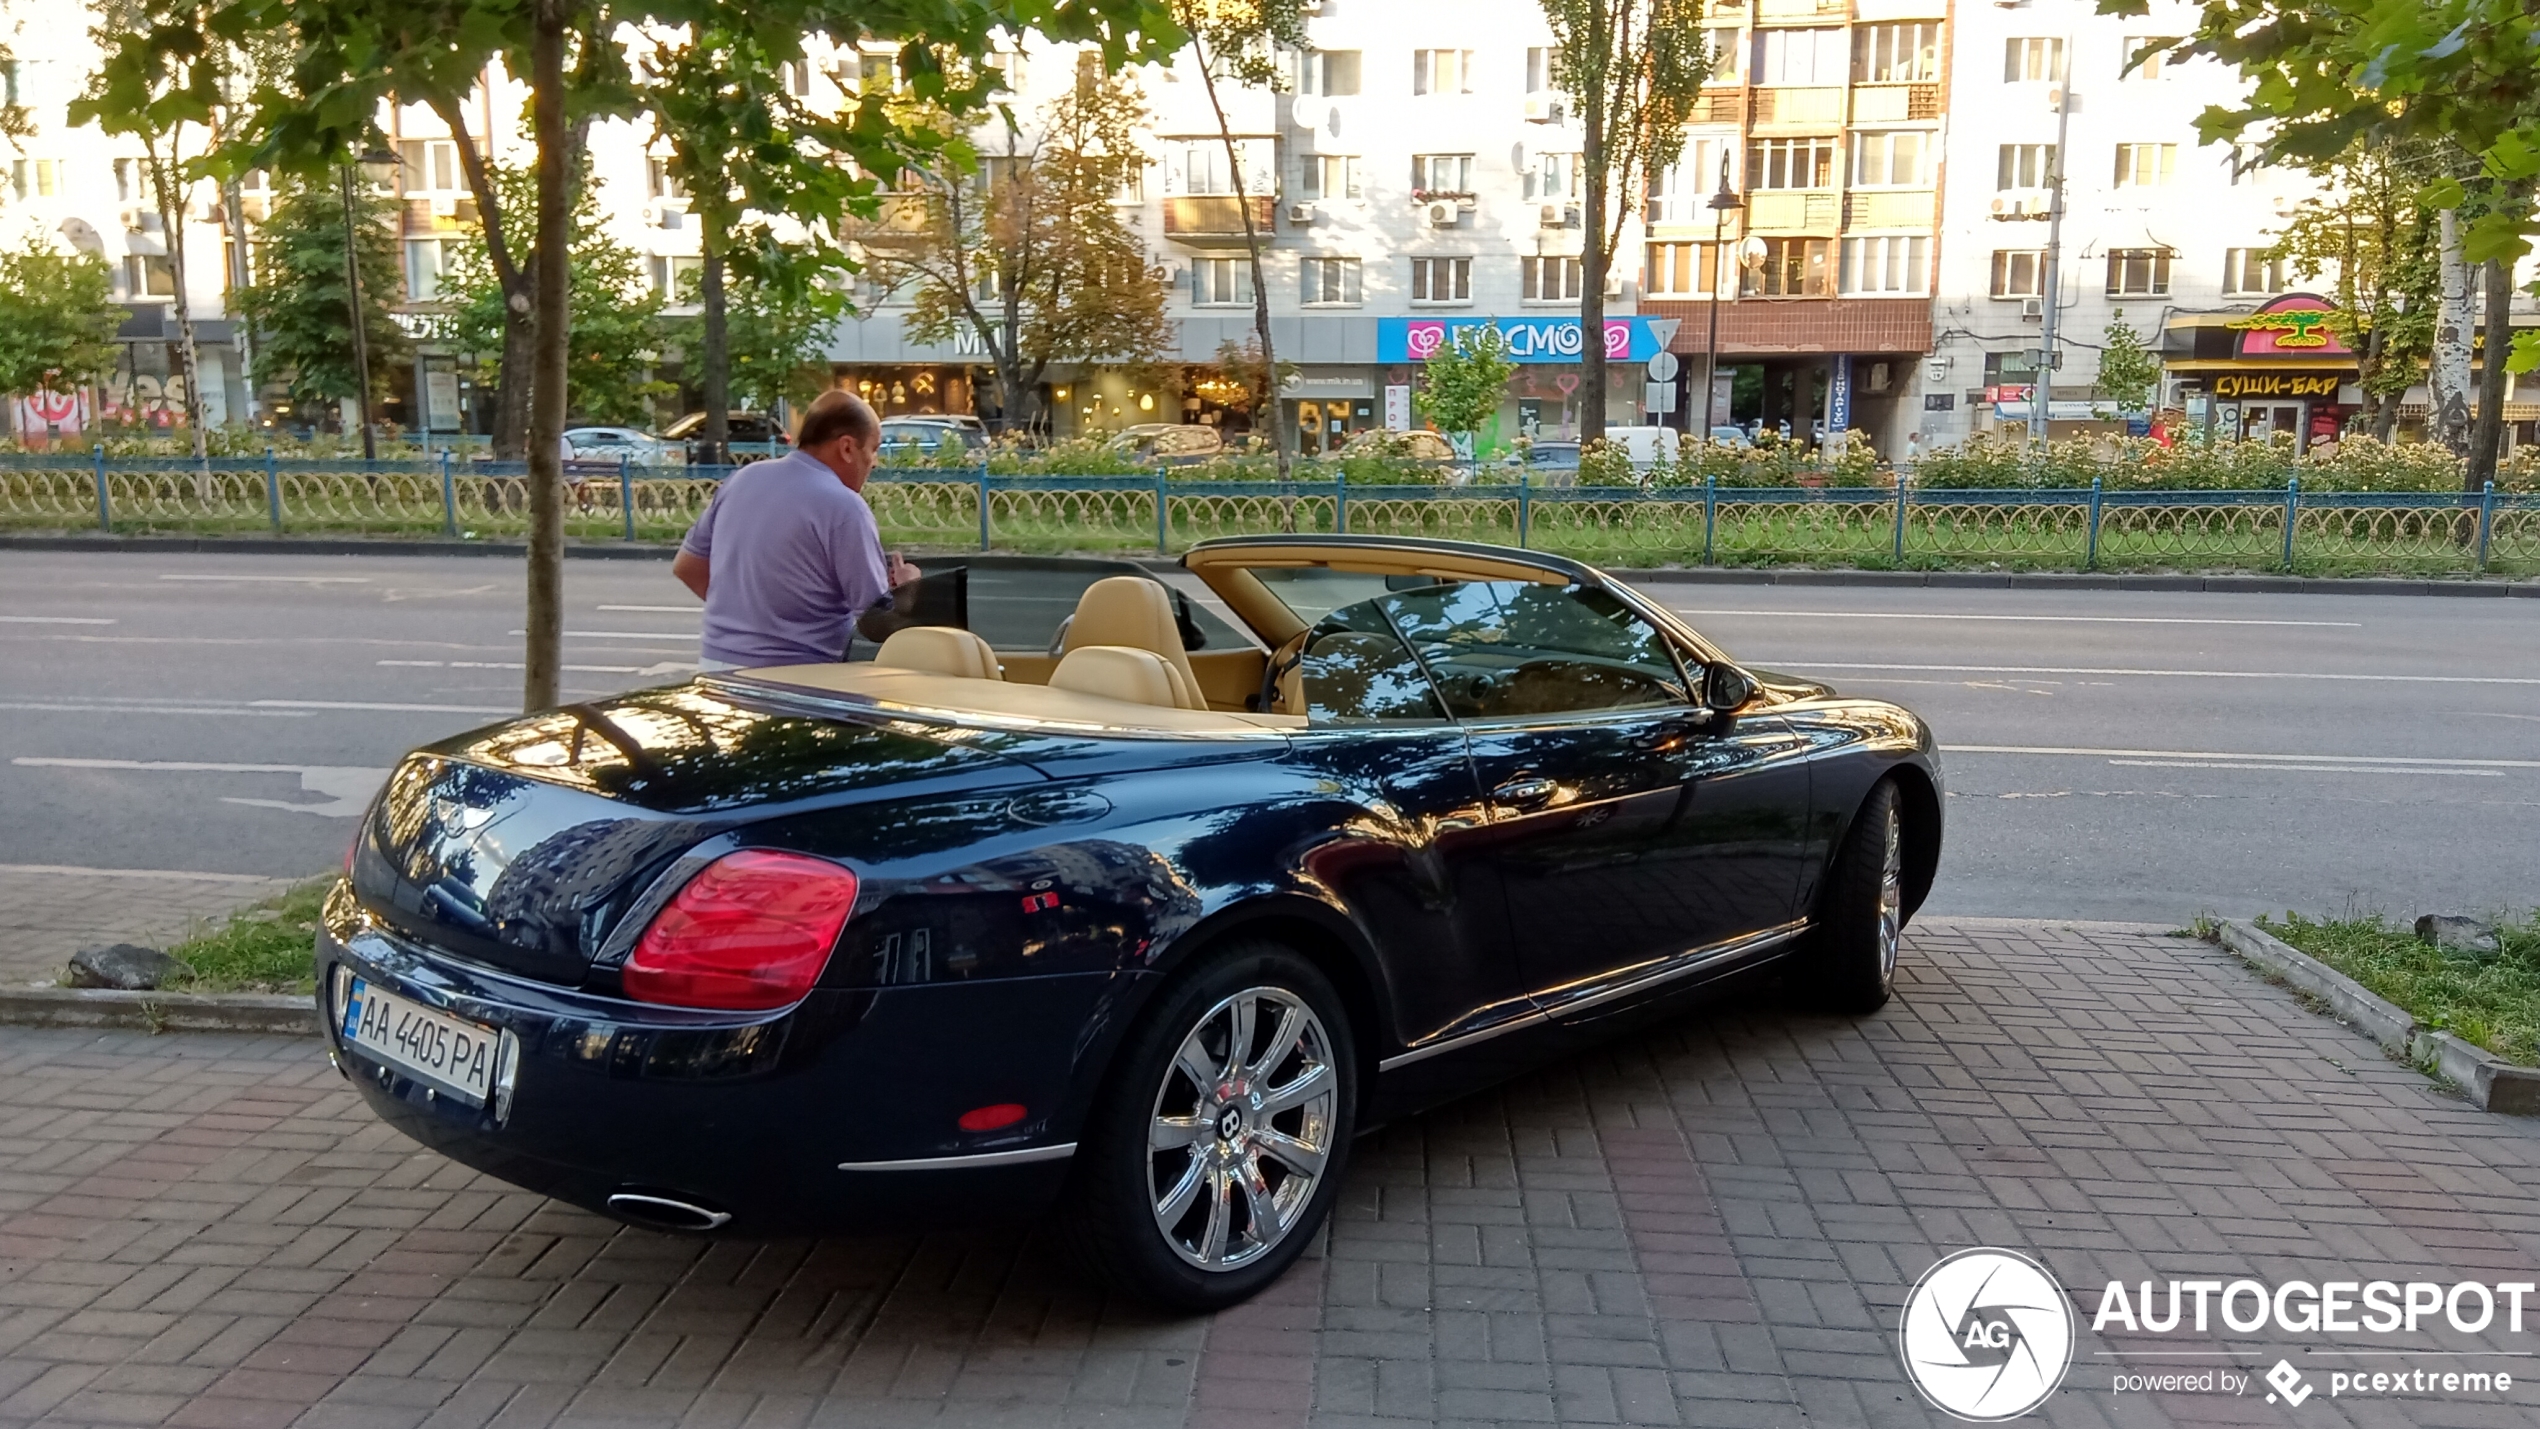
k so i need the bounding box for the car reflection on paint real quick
[316,536,1941,1309]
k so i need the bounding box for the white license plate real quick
[339,975,505,1108]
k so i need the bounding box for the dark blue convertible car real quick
[320,535,1940,1308]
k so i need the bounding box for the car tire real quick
[1059,939,1356,1311]
[1807,778,1906,1015]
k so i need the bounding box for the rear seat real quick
[873,627,1002,680]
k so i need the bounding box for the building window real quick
[1990,250,2045,298]
[1523,152,1581,201]
[1190,256,1255,306]
[398,139,462,195]
[1300,256,1362,305]
[1851,131,1930,187]
[781,59,812,96]
[1525,47,1554,92]
[124,254,176,299]
[1413,49,1473,95]
[647,158,686,200]
[1297,49,1361,95]
[1996,143,2055,189]
[406,238,457,301]
[1840,235,1929,295]
[1521,256,1582,302]
[857,52,896,90]
[1754,27,1846,85]
[1411,153,1474,197]
[2122,37,2167,79]
[1,60,16,107]
[2223,248,2291,295]
[1853,22,1941,83]
[1646,139,1733,223]
[1985,350,2043,386]
[11,159,60,199]
[2112,143,2176,187]
[649,254,705,299]
[1703,28,1744,84]
[114,158,142,203]
[1300,155,1361,201]
[1747,137,1835,190]
[2105,247,2172,295]
[1181,143,1236,196]
[1742,238,1830,297]
[2003,37,2065,82]
[2227,144,2263,186]
[1645,241,1721,296]
[1410,256,1472,304]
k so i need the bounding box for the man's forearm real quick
[672,550,710,599]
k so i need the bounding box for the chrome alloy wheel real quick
[1875,802,1903,979]
[1147,986,1337,1272]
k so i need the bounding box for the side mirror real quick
[1704,664,1756,714]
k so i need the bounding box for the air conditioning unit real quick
[1286,202,1316,224]
[118,207,146,231]
[642,204,661,226]
[1538,201,1579,229]
[1424,199,1459,227]
[1522,94,1564,123]
[1987,188,2050,219]
[429,195,459,218]
[2020,296,2044,320]
[2271,194,2300,217]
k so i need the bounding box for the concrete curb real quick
[6,533,2537,597]
[2218,919,2540,1114]
[0,986,317,1035]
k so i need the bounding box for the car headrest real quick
[1064,576,1202,696]
[872,626,1002,680]
[1048,644,1204,710]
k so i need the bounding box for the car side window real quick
[1299,599,1451,726]
[1380,580,1691,720]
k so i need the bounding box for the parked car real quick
[1602,424,1682,468]
[878,416,989,463]
[562,426,675,466]
[1104,423,1226,462]
[318,537,1940,1309]
[663,411,791,465]
[1337,429,1457,463]
[1704,425,1754,449]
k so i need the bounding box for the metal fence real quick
[5,452,2535,575]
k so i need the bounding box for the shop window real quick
[1991,249,2045,298]
[1521,256,1582,302]
[1301,256,1362,305]
[1741,238,1830,297]
[1409,256,1471,304]
[1841,235,1928,296]
[2105,248,2172,295]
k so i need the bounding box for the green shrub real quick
[2263,909,2540,1066]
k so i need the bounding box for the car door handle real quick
[1493,777,1559,806]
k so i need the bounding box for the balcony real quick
[1756,0,1847,19]
[1845,189,1935,228]
[1751,87,1845,128]
[1851,83,1941,122]
[853,194,934,247]
[1164,195,1277,242]
[402,197,480,234]
[1746,190,1840,232]
[1690,90,1746,124]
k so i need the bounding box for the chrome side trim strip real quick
[1375,919,1811,1074]
[838,1142,1078,1173]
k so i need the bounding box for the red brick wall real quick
[1644,298,1934,357]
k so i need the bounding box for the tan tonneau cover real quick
[725,664,1306,737]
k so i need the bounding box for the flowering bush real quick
[1910,431,2531,493]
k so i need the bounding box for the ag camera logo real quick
[1900,1248,2076,1420]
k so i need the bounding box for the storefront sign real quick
[1383,384,1411,431]
[1827,355,1853,433]
[2228,294,2353,357]
[2211,371,2344,400]
[1376,316,1667,365]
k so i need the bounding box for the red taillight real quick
[622,850,860,1011]
[958,1103,1027,1132]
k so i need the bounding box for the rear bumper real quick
[317,918,1126,1235]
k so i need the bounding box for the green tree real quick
[874,67,1173,435]
[1535,0,1710,443]
[1169,0,1306,477]
[1414,327,1516,455]
[2269,140,2441,439]
[2092,310,2161,417]
[0,239,124,409]
[443,160,669,427]
[229,174,408,418]
[677,229,852,414]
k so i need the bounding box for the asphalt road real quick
[4,548,2535,925]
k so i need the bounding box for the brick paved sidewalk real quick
[4,919,2539,1429]
[0,867,293,989]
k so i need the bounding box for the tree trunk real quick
[435,99,533,461]
[1579,85,1608,446]
[1192,50,1286,478]
[2468,256,2513,493]
[701,217,730,465]
[523,0,570,713]
[148,140,212,492]
[221,174,256,424]
[2429,209,2473,457]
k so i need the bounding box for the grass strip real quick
[2261,910,2540,1066]
[157,877,332,995]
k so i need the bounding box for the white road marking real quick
[0,616,115,625]
[596,604,700,613]
[1946,743,2540,769]
[0,701,312,717]
[1682,609,2361,628]
[378,659,644,673]
[12,758,392,816]
[1794,662,2540,685]
[157,573,374,584]
[0,863,287,884]
[2105,759,2503,778]
[251,699,513,714]
[517,629,700,640]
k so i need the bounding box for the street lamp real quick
[1701,151,1743,442]
[339,143,398,461]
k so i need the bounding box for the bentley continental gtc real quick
[319,536,1941,1308]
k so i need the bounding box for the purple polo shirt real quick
[679,452,891,666]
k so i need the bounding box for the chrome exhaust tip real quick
[605,1192,732,1232]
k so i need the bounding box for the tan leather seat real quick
[1064,577,1204,702]
[873,626,1002,679]
[1048,645,1205,710]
